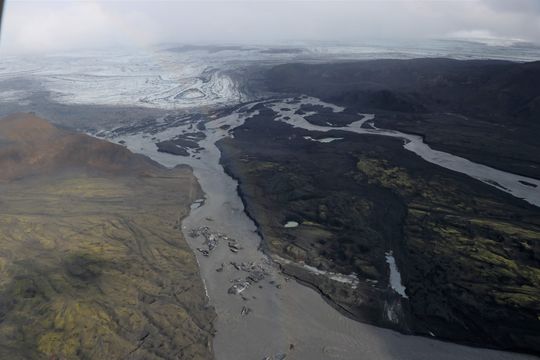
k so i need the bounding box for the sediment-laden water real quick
[102,98,536,360]
[269,97,540,208]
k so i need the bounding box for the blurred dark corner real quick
[0,0,4,34]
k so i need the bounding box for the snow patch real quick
[385,251,408,298]
[275,255,359,288]
[303,136,343,143]
[284,221,299,228]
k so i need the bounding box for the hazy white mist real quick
[1,0,539,54]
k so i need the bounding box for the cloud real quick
[1,0,539,54]
[0,1,156,53]
[447,29,527,46]
[483,0,540,14]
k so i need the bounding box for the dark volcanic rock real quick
[156,134,204,157]
[263,59,540,179]
[217,105,540,354]
[156,140,189,156]
[301,105,361,127]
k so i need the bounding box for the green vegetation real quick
[356,154,540,315]
[0,174,214,360]
[0,114,214,359]
[218,107,540,352]
[356,158,416,195]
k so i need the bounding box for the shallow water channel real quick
[106,98,536,360]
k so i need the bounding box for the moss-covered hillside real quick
[0,114,214,359]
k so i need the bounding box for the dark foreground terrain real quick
[262,59,540,179]
[218,100,540,354]
[0,114,214,359]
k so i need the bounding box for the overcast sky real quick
[1,0,539,54]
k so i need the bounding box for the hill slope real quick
[0,114,213,359]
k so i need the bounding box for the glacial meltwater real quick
[101,98,535,360]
